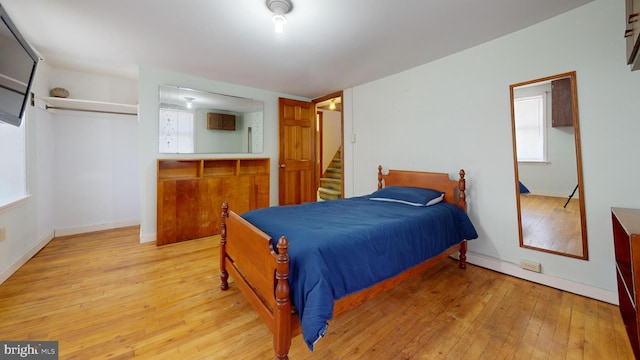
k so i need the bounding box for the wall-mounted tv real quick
[0,4,39,127]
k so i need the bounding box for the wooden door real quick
[278,98,316,205]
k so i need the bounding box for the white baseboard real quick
[140,233,155,244]
[466,252,618,305]
[0,231,54,285]
[54,220,140,237]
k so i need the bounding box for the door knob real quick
[280,164,286,168]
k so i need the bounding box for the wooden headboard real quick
[377,165,467,212]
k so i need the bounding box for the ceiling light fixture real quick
[184,97,194,109]
[329,100,336,110]
[266,0,293,34]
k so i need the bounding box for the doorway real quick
[277,92,344,205]
[314,92,343,201]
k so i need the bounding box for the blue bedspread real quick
[241,195,478,350]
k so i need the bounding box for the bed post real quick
[220,202,229,291]
[458,169,467,212]
[377,165,383,190]
[274,236,292,360]
[457,170,468,269]
[459,240,467,269]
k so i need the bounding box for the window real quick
[0,120,27,207]
[514,95,546,162]
[159,108,194,153]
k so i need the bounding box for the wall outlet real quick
[0,227,5,242]
[521,260,541,272]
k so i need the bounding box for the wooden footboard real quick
[220,203,299,359]
[220,167,470,360]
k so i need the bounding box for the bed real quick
[219,166,478,359]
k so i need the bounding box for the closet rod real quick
[45,105,137,116]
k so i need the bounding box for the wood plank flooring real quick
[520,195,583,257]
[0,226,633,359]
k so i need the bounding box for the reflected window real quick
[159,108,194,153]
[514,94,546,162]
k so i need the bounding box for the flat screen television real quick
[0,4,39,127]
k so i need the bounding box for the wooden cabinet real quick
[157,158,269,245]
[207,112,236,130]
[626,0,640,70]
[612,207,640,359]
[551,77,574,127]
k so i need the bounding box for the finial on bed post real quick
[274,236,292,360]
[378,165,383,190]
[458,169,467,212]
[220,202,229,291]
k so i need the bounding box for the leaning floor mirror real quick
[509,71,588,260]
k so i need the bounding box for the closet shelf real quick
[42,96,138,115]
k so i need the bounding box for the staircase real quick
[318,148,342,201]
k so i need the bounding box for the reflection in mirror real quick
[158,85,264,154]
[510,71,588,259]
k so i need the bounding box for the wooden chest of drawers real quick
[612,207,640,358]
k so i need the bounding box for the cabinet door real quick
[207,113,236,130]
[202,178,224,236]
[551,78,574,127]
[626,0,640,65]
[633,45,640,71]
[157,180,177,246]
[221,174,270,215]
[158,179,201,245]
[221,115,236,130]
[157,178,221,245]
[222,176,252,215]
[253,174,270,209]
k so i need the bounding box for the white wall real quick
[45,69,139,236]
[47,68,137,105]
[320,109,342,172]
[137,67,307,243]
[342,0,640,302]
[0,61,55,284]
[0,63,140,283]
[52,111,139,235]
[194,109,244,153]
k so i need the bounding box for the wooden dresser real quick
[157,158,269,245]
[612,207,640,358]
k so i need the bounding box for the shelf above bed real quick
[42,96,138,116]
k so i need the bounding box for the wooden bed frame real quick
[220,166,469,359]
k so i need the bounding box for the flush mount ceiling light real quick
[266,0,293,34]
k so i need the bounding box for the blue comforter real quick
[241,195,478,350]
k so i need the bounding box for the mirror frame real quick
[509,71,588,260]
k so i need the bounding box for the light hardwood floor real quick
[520,195,582,257]
[0,226,633,359]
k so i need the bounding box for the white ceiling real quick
[2,0,593,99]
